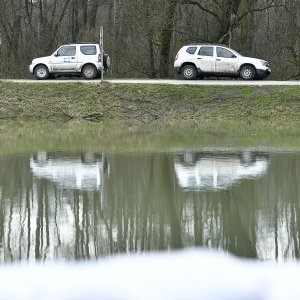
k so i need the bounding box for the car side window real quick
[57,46,76,56]
[186,47,197,55]
[198,47,214,57]
[217,47,234,58]
[80,46,97,55]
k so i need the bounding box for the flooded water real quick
[1,122,300,263]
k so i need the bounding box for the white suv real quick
[174,44,271,80]
[29,43,110,80]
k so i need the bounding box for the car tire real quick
[34,65,49,80]
[240,65,256,80]
[82,64,98,79]
[181,65,197,80]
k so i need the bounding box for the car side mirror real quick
[232,54,237,58]
[54,51,58,57]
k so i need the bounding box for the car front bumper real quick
[256,68,271,79]
[176,67,181,75]
[29,64,34,74]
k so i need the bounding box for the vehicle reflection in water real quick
[30,152,110,190]
[175,150,269,191]
[2,149,300,262]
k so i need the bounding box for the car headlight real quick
[260,60,269,67]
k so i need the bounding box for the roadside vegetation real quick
[0,81,300,124]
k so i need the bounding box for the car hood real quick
[31,56,52,64]
[240,56,267,65]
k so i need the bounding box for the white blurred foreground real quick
[1,249,300,300]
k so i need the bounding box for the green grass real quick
[1,81,300,155]
[1,81,300,123]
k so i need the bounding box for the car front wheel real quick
[240,65,256,80]
[181,65,197,80]
[82,64,98,79]
[34,65,49,80]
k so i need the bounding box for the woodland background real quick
[0,0,299,79]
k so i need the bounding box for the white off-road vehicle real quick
[29,43,110,80]
[174,44,271,80]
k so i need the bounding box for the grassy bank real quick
[0,81,300,123]
[2,119,300,155]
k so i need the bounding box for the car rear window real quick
[198,47,214,57]
[80,45,97,55]
[186,47,197,55]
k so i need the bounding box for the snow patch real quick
[1,249,300,300]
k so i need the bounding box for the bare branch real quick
[179,0,222,24]
[238,4,287,22]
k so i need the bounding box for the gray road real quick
[2,79,300,86]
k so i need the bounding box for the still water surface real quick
[1,145,300,262]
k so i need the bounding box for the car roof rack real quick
[66,42,97,45]
[187,43,228,47]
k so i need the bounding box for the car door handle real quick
[216,59,221,61]
[197,58,202,60]
[71,57,75,59]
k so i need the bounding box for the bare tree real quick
[0,0,296,79]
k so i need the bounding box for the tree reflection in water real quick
[0,150,300,262]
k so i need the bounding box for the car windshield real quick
[231,48,242,57]
[218,46,241,57]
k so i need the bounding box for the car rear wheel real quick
[181,65,197,80]
[34,65,49,80]
[82,64,98,79]
[240,65,256,80]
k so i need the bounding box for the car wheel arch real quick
[180,62,198,73]
[239,63,257,74]
[80,63,98,73]
[34,64,50,73]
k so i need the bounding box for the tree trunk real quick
[81,0,88,30]
[217,0,242,45]
[148,37,156,78]
[89,0,101,29]
[158,0,177,78]
[71,0,80,41]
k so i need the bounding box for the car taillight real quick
[175,52,179,61]
[98,54,101,63]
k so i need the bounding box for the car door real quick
[215,47,239,74]
[195,46,215,72]
[50,46,77,72]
